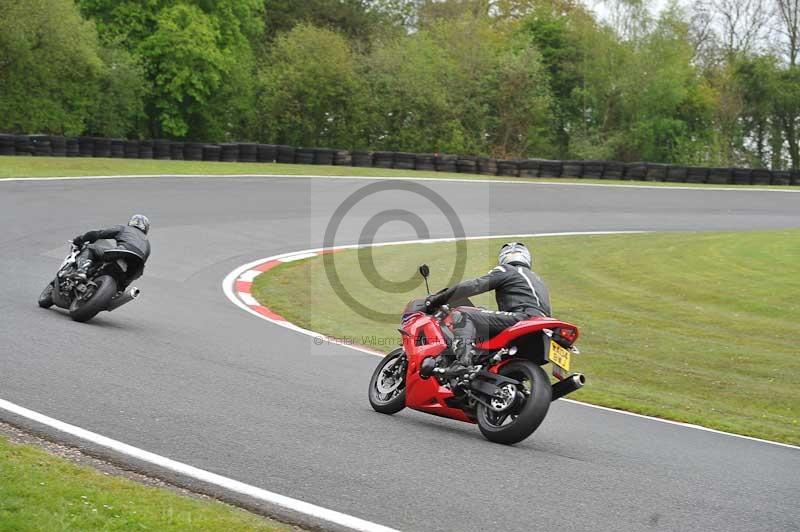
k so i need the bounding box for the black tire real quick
[69,275,117,323]
[477,360,551,445]
[368,348,407,415]
[38,282,54,309]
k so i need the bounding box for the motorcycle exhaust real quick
[107,287,140,311]
[551,373,585,401]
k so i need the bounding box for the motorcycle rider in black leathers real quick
[425,242,550,375]
[71,214,151,282]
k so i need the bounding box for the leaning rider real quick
[71,214,151,282]
[425,242,551,375]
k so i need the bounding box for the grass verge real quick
[0,433,295,531]
[0,156,795,189]
[252,230,800,445]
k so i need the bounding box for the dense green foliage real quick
[1,0,798,168]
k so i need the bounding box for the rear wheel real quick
[477,360,551,445]
[368,348,407,414]
[38,282,54,308]
[69,275,117,323]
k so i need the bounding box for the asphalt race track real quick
[1,175,799,532]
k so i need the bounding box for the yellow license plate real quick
[549,340,571,371]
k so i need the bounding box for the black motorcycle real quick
[38,241,143,322]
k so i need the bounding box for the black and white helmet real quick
[128,214,150,234]
[498,242,531,268]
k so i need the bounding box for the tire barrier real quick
[314,148,335,166]
[184,142,203,161]
[0,134,14,156]
[582,160,605,178]
[275,145,295,164]
[94,137,111,158]
[0,132,796,185]
[645,163,668,182]
[30,135,52,156]
[78,136,93,157]
[666,165,687,182]
[123,140,139,158]
[773,170,791,185]
[415,153,436,171]
[394,152,416,170]
[220,143,239,163]
[497,160,520,177]
[372,151,394,169]
[201,144,220,161]
[138,140,154,159]
[562,160,584,178]
[238,143,258,163]
[351,151,373,167]
[153,139,171,160]
[456,156,477,174]
[169,141,184,161]
[686,166,709,183]
[435,154,458,173]
[333,149,351,166]
[110,139,125,158]
[257,144,277,163]
[518,159,539,178]
[539,160,562,178]
[294,147,315,165]
[477,157,498,176]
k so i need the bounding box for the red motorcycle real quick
[369,264,585,444]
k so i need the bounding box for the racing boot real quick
[443,339,475,378]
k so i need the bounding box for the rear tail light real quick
[557,327,578,344]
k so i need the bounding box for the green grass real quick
[252,230,800,445]
[0,436,296,532]
[0,156,795,189]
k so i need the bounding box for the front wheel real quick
[477,360,551,445]
[38,281,55,308]
[69,275,117,323]
[368,348,407,415]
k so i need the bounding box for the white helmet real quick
[128,214,150,234]
[498,242,531,268]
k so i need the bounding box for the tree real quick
[518,1,594,154]
[262,0,392,43]
[78,0,263,139]
[256,24,368,147]
[364,29,467,153]
[137,4,228,138]
[489,41,555,157]
[694,0,773,58]
[775,0,800,66]
[85,43,148,137]
[0,0,102,134]
[773,66,800,169]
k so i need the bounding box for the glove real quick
[425,291,448,313]
[72,236,84,247]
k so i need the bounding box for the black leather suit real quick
[429,262,551,364]
[74,225,151,281]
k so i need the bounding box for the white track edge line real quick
[1,172,798,192]
[223,232,799,452]
[557,399,799,450]
[0,398,400,532]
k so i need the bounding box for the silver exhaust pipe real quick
[107,287,140,311]
[551,373,585,401]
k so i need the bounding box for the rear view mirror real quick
[419,264,430,278]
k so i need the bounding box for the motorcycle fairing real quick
[476,315,578,350]
[401,313,475,423]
